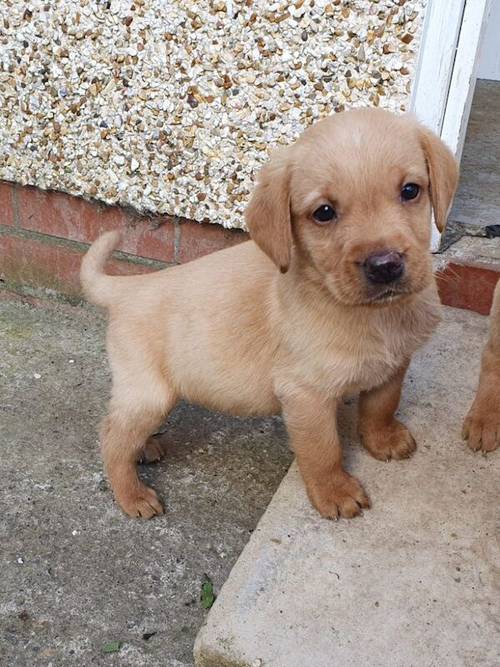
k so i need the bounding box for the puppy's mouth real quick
[367,286,410,304]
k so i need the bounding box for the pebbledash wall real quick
[3,0,485,309]
[1,1,423,222]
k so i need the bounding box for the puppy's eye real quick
[401,183,420,201]
[313,204,337,224]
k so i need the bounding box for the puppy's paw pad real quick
[362,420,416,461]
[463,410,499,453]
[118,485,164,519]
[309,472,370,520]
[140,437,165,464]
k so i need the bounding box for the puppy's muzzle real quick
[363,251,405,285]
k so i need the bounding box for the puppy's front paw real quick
[361,419,416,461]
[463,401,499,453]
[116,484,164,519]
[307,470,370,520]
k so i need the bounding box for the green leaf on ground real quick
[201,575,216,609]
[103,641,122,654]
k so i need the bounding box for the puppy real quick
[81,108,458,520]
[463,279,500,452]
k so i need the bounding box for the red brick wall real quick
[0,181,248,300]
[436,261,499,316]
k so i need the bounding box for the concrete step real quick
[194,307,500,667]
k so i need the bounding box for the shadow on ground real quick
[0,294,292,667]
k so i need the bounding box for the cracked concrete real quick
[0,292,292,667]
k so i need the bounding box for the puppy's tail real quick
[80,230,122,307]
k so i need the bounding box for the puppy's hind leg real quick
[101,378,177,519]
[141,436,166,464]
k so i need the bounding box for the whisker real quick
[435,268,460,286]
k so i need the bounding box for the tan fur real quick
[463,279,500,453]
[80,108,458,519]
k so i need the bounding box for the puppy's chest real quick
[289,306,436,395]
[319,336,406,394]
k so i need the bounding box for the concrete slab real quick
[195,307,500,667]
[0,293,292,667]
[451,79,500,228]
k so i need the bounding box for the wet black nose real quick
[363,251,405,285]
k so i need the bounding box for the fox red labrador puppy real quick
[81,108,458,519]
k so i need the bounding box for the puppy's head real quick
[245,108,458,305]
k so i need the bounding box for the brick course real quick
[1,181,249,300]
[177,219,248,263]
[0,232,163,299]
[436,262,499,316]
[0,182,15,227]
[17,185,176,262]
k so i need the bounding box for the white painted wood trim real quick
[410,0,466,134]
[441,0,493,160]
[412,0,491,249]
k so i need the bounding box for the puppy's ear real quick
[419,127,459,232]
[245,150,292,273]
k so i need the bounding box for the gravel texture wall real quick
[0,0,425,229]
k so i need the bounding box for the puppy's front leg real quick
[462,283,500,453]
[280,385,370,519]
[358,364,416,461]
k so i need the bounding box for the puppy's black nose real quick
[363,251,404,284]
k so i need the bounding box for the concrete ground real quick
[451,79,500,228]
[0,293,292,667]
[195,306,500,667]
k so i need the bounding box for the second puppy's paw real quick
[463,402,499,453]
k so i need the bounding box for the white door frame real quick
[410,0,492,247]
